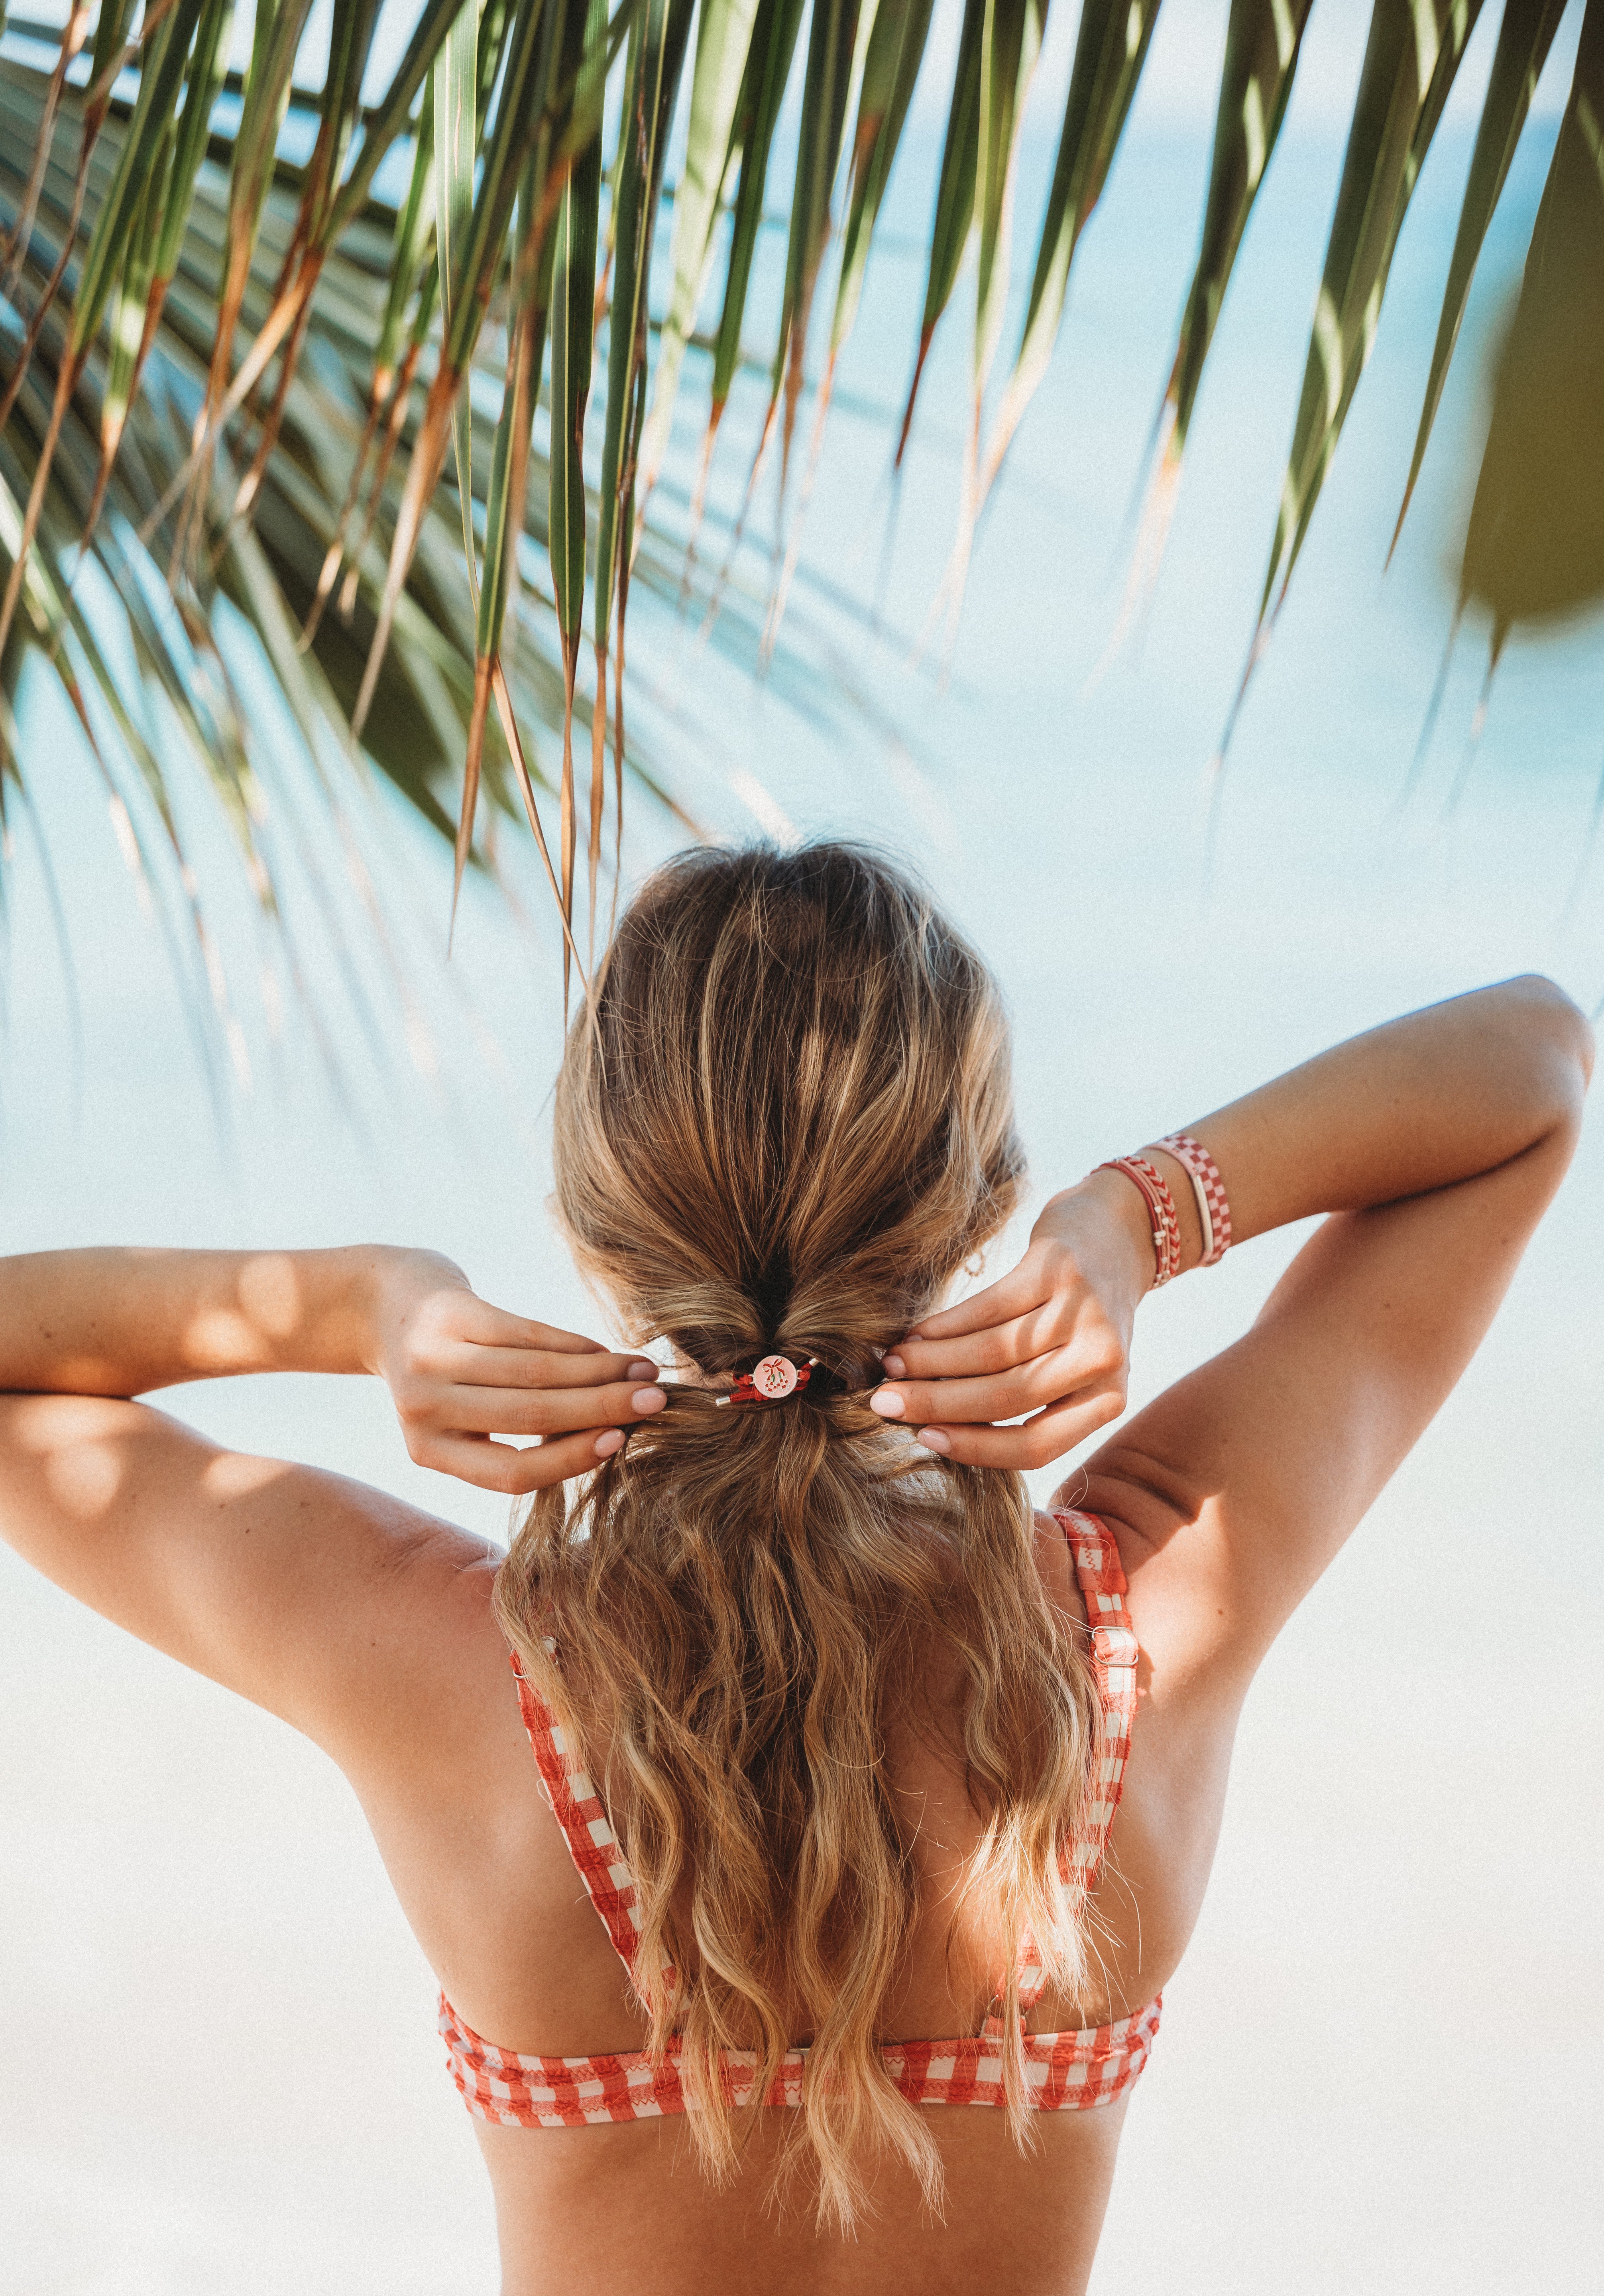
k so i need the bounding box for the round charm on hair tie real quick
[751,1353,799,1399]
[714,1353,818,1407]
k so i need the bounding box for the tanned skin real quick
[0,978,1592,2296]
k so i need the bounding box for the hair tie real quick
[714,1353,819,1407]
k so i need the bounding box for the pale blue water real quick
[2,1,1601,2287]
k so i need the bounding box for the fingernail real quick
[628,1360,657,1381]
[631,1386,666,1412]
[870,1390,904,1419]
[594,1428,625,1457]
[882,1354,906,1377]
[914,1428,950,1455]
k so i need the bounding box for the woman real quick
[0,843,1591,2296]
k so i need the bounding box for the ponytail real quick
[495,843,1103,2227]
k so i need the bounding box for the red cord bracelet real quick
[1097,1156,1182,1286]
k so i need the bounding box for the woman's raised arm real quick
[1140,971,1594,1263]
[0,1243,666,1482]
[876,974,1592,1691]
[0,1246,666,1751]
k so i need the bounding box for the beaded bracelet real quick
[1096,1156,1183,1286]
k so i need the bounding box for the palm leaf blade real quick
[637,0,763,500]
[1393,0,1570,550]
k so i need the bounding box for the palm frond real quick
[0,34,848,1066]
[2,0,1599,1071]
[1457,0,1604,646]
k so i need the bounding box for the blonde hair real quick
[495,844,1102,2226]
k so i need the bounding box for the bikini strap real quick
[1054,1509,1140,1891]
[513,1523,1139,2030]
[509,1650,646,1978]
[995,1510,1140,2026]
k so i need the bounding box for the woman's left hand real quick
[867,1174,1154,1469]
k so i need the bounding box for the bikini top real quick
[439,1510,1161,2127]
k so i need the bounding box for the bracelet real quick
[1154,1133,1232,1266]
[1095,1156,1182,1287]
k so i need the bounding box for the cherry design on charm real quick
[714,1353,819,1407]
[751,1354,799,1398]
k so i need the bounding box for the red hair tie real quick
[714,1354,819,1407]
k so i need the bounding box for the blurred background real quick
[2,0,1602,2286]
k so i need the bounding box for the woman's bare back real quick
[358,1513,1221,2296]
[0,972,1589,2294]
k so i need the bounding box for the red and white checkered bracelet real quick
[1154,1133,1232,1266]
[1096,1156,1183,1287]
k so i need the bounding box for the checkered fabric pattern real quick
[1156,1132,1232,1265]
[440,1514,1160,2125]
[999,1511,1141,2019]
[439,1992,1163,2127]
[510,1653,646,1972]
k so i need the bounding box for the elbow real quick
[1505,974,1595,1118]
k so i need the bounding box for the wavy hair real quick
[495,843,1103,2227]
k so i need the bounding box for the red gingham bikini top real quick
[439,1510,1161,2126]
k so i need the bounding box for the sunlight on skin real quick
[182,1254,346,1376]
[40,1451,121,1524]
[13,1396,138,1520]
[234,1254,305,1341]
[38,1439,125,1520]
[184,1309,273,1371]
[12,1395,132,1448]
[202,1452,290,1500]
[186,1254,308,1371]
[17,1395,285,1517]
[37,1354,127,1392]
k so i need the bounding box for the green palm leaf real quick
[1457,0,1604,649]
[4,0,1599,1053]
[548,0,606,994]
[687,0,804,551]
[771,0,863,489]
[1168,0,1319,467]
[592,0,694,939]
[969,0,1165,500]
[1393,0,1570,550]
[0,42,837,1061]
[636,0,763,506]
[830,0,936,363]
[1255,0,1486,629]
[895,0,983,464]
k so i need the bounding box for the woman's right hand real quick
[867,1173,1155,1469]
[366,1248,666,1493]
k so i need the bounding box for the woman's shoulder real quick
[322,1523,537,1814]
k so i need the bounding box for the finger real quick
[912,1386,1126,1472]
[895,1261,1050,1347]
[885,1304,1087,1383]
[412,1433,554,1494]
[428,1342,659,1391]
[443,1296,615,1357]
[414,1429,619,1494]
[424,1378,666,1438]
[871,1344,1120,1430]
